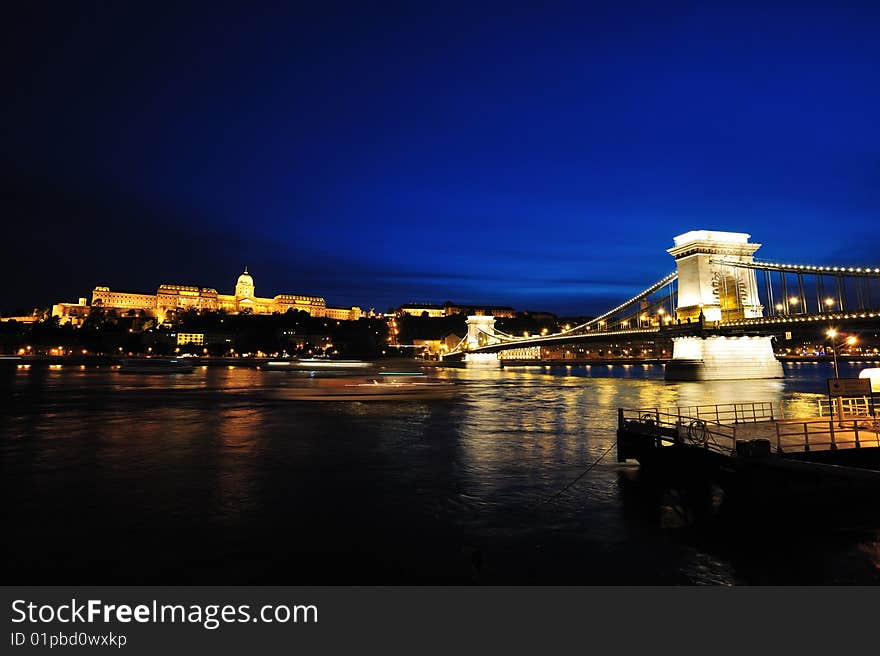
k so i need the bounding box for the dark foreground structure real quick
[617,401,880,523]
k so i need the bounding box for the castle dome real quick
[236,266,253,288]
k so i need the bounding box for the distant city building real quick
[0,311,42,325]
[455,304,516,318]
[518,310,557,322]
[280,330,333,352]
[397,302,516,318]
[53,268,362,323]
[398,304,447,318]
[412,332,466,358]
[50,298,90,326]
[176,333,205,346]
[324,306,363,321]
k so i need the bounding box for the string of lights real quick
[711,260,880,276]
[561,272,678,334]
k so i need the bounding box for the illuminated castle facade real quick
[53,268,362,324]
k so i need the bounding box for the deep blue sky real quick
[3,1,879,314]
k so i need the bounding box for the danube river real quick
[2,361,879,584]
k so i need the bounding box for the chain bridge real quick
[442,230,880,380]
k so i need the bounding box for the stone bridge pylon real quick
[665,230,782,380]
[463,315,502,365]
[668,230,764,323]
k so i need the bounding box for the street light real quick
[824,298,834,310]
[845,336,858,353]
[826,328,839,378]
[826,328,853,426]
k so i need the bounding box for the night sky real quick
[4,1,879,315]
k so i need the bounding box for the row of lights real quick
[17,346,91,356]
[723,311,879,327]
[473,323,660,352]
[774,297,838,312]
[578,271,677,331]
[757,262,880,274]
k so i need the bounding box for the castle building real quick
[53,268,362,323]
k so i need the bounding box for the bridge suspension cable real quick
[452,271,679,354]
[556,271,678,334]
[712,259,880,277]
[482,271,679,345]
[710,258,880,316]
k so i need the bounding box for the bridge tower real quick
[464,315,502,366]
[666,230,782,380]
[668,230,763,323]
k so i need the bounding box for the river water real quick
[2,361,879,584]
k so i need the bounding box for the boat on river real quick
[272,376,457,401]
[119,358,196,374]
[264,358,372,370]
[296,358,372,369]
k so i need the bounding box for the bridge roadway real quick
[456,309,880,357]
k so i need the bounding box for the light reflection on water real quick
[1,360,878,584]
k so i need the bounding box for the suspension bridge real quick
[441,230,880,380]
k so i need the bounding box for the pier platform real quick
[616,400,880,512]
[620,400,880,456]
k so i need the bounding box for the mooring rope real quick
[539,442,617,506]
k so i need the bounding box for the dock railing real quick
[622,400,880,456]
[620,399,880,454]
[621,401,880,456]
[773,416,880,452]
[647,401,781,424]
[816,396,874,419]
[619,406,746,457]
[634,401,780,425]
